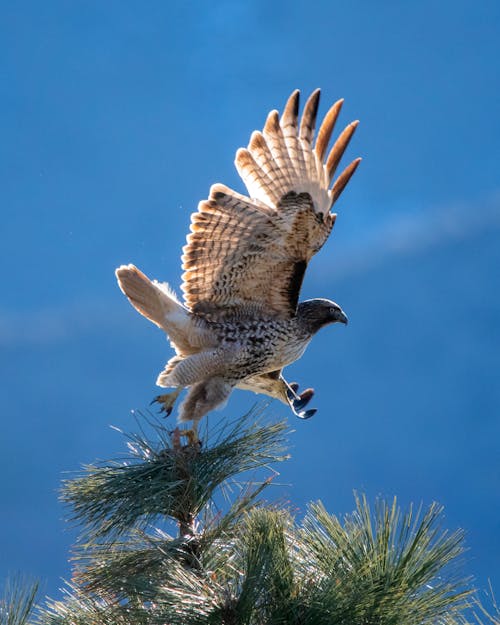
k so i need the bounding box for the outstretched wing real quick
[181,89,361,318]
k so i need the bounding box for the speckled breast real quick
[210,316,311,379]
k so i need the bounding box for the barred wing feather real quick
[181,89,361,318]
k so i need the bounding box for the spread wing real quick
[181,89,361,318]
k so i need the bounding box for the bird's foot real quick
[182,428,201,448]
[169,426,202,453]
[151,387,182,417]
[177,425,202,452]
[286,384,317,420]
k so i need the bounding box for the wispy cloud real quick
[0,301,125,347]
[2,195,499,346]
[314,192,500,281]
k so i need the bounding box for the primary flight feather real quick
[116,89,360,441]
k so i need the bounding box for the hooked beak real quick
[337,310,348,325]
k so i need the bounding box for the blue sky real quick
[1,0,499,601]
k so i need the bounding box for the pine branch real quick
[230,508,297,624]
[0,576,38,625]
[298,494,473,624]
[72,478,273,604]
[62,409,289,541]
[471,583,500,625]
[38,586,144,625]
[35,408,496,625]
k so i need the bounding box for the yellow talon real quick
[181,423,200,448]
[152,387,182,416]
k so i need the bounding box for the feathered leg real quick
[237,371,316,419]
[154,349,239,444]
[177,377,234,444]
[156,349,231,388]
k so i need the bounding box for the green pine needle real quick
[0,576,38,625]
[35,408,496,625]
[231,508,297,624]
[62,409,289,540]
[298,494,473,624]
[39,585,143,625]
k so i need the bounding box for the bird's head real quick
[297,298,348,334]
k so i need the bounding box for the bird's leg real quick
[236,373,317,419]
[169,425,201,452]
[176,378,233,448]
[151,387,183,417]
[284,380,317,420]
[180,422,201,448]
[170,427,182,450]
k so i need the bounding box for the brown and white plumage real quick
[116,89,360,438]
[181,89,360,318]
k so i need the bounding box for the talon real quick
[180,426,202,450]
[293,388,314,412]
[151,395,173,417]
[285,382,317,420]
[151,388,182,418]
[297,408,317,420]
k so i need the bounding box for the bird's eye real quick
[329,307,335,314]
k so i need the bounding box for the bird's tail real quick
[115,264,189,333]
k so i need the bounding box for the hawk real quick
[116,89,360,442]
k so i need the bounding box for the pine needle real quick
[35,408,496,625]
[62,409,289,540]
[0,576,38,625]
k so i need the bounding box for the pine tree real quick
[2,408,498,624]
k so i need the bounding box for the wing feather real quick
[325,120,360,184]
[299,90,323,189]
[281,89,306,182]
[181,89,360,318]
[263,110,296,188]
[234,148,280,206]
[331,157,362,205]
[315,98,344,162]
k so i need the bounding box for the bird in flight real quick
[116,89,360,443]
